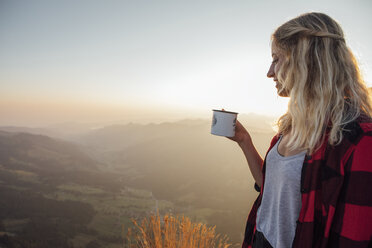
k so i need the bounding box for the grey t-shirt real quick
[256,136,306,248]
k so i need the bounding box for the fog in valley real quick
[0,113,276,247]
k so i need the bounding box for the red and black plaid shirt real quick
[242,115,372,248]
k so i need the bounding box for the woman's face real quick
[267,41,289,97]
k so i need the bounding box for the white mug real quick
[211,109,238,137]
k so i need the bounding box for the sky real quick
[1,0,372,126]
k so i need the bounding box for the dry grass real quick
[124,212,233,248]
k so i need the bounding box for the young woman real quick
[228,12,372,248]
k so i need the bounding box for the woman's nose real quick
[267,64,275,78]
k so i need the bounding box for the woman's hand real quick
[219,109,251,145]
[228,119,252,145]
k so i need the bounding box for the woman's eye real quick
[272,59,278,64]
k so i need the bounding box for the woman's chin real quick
[277,88,290,97]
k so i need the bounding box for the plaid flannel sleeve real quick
[328,132,372,247]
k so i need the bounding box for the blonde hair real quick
[273,12,372,154]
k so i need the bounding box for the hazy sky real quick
[1,0,372,126]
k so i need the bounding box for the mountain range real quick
[0,114,276,247]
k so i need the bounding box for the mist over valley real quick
[0,114,276,247]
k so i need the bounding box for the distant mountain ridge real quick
[0,131,98,172]
[0,113,276,142]
[73,114,275,151]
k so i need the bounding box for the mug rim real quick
[212,109,238,115]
